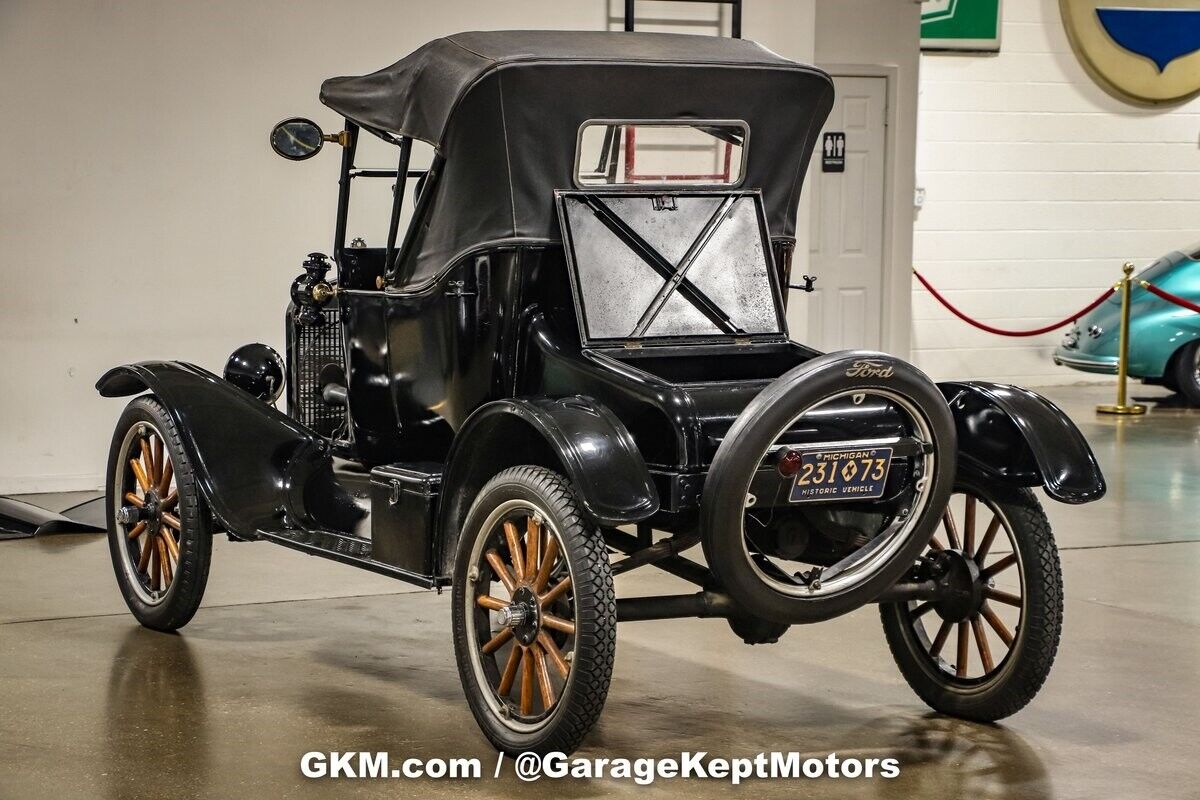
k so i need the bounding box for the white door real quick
[788,75,888,352]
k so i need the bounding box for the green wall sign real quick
[921,0,1002,52]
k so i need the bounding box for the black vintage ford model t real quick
[98,31,1105,755]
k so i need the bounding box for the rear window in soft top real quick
[575,120,747,189]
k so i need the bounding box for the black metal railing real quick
[623,0,743,38]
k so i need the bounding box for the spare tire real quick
[700,351,956,624]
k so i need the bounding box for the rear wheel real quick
[106,396,212,631]
[880,479,1062,721]
[452,466,616,755]
[1171,341,1200,406]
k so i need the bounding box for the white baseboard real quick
[0,473,104,495]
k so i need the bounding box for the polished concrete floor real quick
[1,385,1197,799]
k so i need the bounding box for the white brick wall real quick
[912,0,1200,385]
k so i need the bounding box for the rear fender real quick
[940,381,1106,504]
[437,396,658,573]
[97,361,361,538]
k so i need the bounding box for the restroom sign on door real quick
[822,132,845,173]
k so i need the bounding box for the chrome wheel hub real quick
[502,586,542,645]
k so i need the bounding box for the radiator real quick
[286,302,347,438]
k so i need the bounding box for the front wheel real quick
[452,466,616,755]
[880,479,1062,721]
[105,396,213,632]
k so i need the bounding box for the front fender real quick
[97,361,361,538]
[438,396,658,572]
[939,381,1106,504]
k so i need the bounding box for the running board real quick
[256,526,445,589]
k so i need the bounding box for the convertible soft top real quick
[321,31,834,286]
[321,30,826,145]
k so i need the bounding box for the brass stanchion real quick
[1097,262,1147,416]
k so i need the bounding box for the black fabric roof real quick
[320,30,819,145]
[320,31,834,287]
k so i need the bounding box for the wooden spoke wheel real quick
[106,396,212,632]
[474,511,573,721]
[880,480,1062,721]
[452,466,615,756]
[117,423,180,602]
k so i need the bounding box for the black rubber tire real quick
[1171,341,1200,406]
[452,466,616,756]
[105,395,213,632]
[701,351,956,625]
[879,480,1062,721]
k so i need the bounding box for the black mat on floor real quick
[61,496,106,529]
[0,496,106,539]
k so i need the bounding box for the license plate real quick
[789,446,893,503]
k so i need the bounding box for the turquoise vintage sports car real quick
[1054,244,1200,404]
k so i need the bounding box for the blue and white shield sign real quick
[1060,0,1200,103]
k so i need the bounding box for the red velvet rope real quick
[912,269,1116,338]
[1140,280,1200,314]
